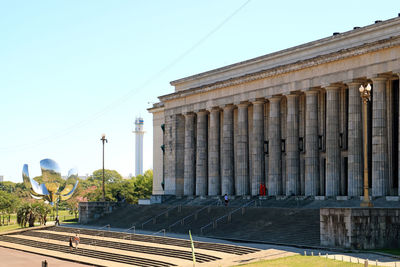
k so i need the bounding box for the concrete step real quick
[19,230,220,263]
[0,234,175,267]
[48,226,260,255]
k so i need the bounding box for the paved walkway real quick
[0,246,90,267]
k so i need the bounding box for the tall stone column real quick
[268,97,282,196]
[325,86,341,196]
[347,82,363,196]
[236,103,249,195]
[222,105,234,195]
[208,108,220,196]
[372,77,389,197]
[397,73,400,197]
[305,90,319,196]
[196,110,208,196]
[184,113,196,196]
[251,100,265,196]
[286,95,300,196]
[164,113,185,195]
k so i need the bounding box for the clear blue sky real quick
[0,0,398,182]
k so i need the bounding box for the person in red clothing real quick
[259,183,266,196]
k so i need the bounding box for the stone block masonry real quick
[320,208,400,249]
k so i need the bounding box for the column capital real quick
[237,102,249,108]
[286,94,300,99]
[304,89,319,95]
[370,76,387,83]
[183,111,196,117]
[251,99,265,105]
[325,85,341,91]
[221,104,235,110]
[345,79,366,87]
[196,109,208,115]
[207,106,221,113]
[269,95,282,103]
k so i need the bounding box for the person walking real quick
[69,237,73,252]
[55,215,60,226]
[224,194,229,206]
[74,234,80,249]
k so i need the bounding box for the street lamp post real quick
[101,134,108,201]
[359,84,373,207]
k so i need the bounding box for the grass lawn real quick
[0,210,78,231]
[0,224,23,232]
[375,249,400,256]
[235,255,364,267]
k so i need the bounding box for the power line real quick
[0,0,252,152]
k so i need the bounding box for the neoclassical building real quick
[149,16,400,198]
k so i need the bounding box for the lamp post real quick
[100,134,108,201]
[359,84,373,207]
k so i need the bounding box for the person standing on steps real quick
[69,237,73,252]
[224,194,229,206]
[55,215,60,226]
[74,234,80,249]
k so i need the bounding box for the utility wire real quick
[0,0,252,152]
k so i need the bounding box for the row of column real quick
[180,77,391,197]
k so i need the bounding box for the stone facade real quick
[149,17,400,197]
[320,208,400,249]
[78,202,118,224]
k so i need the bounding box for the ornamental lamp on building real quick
[359,83,373,207]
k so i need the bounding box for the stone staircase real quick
[0,226,260,266]
[206,207,321,247]
[0,234,175,266]
[48,226,259,255]
[90,199,321,247]
[87,196,399,248]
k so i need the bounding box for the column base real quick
[359,196,372,201]
[315,196,326,200]
[336,196,349,201]
[294,196,309,201]
[386,196,399,201]
[360,201,374,207]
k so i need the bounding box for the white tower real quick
[133,117,144,176]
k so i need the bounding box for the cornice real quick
[170,16,400,87]
[159,35,400,102]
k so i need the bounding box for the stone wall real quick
[320,208,400,249]
[79,202,118,224]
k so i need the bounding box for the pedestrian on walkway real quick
[74,234,80,249]
[55,215,60,226]
[69,237,73,252]
[224,194,229,206]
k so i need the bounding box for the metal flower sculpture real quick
[22,159,79,205]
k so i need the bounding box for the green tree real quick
[90,169,123,184]
[17,203,35,227]
[17,202,51,227]
[83,169,153,204]
[66,199,79,218]
[0,190,19,225]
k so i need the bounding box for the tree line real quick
[0,169,153,227]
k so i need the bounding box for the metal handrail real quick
[167,202,216,231]
[125,225,136,234]
[98,224,110,231]
[200,200,256,234]
[151,228,166,237]
[141,205,180,229]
